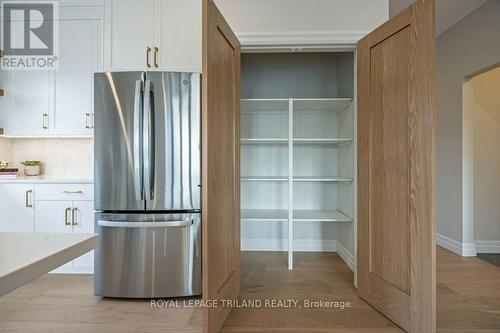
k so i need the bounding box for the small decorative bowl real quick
[24,165,41,176]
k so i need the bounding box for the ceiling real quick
[389,0,488,35]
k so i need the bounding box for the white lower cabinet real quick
[34,200,74,269]
[33,183,95,273]
[0,184,34,232]
[34,201,73,233]
[71,201,95,269]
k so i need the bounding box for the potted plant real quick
[21,160,42,176]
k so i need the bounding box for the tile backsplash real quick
[0,138,13,163]
[0,138,93,179]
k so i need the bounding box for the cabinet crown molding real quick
[237,30,369,48]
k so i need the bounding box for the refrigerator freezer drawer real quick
[94,213,201,298]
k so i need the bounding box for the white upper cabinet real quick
[0,5,103,137]
[104,0,202,72]
[52,19,102,135]
[104,0,154,71]
[154,0,202,72]
[0,14,50,135]
[0,71,52,136]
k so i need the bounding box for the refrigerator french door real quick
[93,71,201,298]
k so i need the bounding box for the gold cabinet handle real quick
[62,190,83,194]
[146,47,152,68]
[154,47,159,68]
[25,190,33,208]
[42,113,48,129]
[85,113,91,129]
[72,208,78,226]
[64,207,71,225]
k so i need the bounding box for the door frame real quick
[460,62,500,256]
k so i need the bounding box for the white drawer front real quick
[34,184,94,201]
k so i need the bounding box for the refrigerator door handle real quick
[97,219,193,228]
[143,79,154,200]
[133,80,144,200]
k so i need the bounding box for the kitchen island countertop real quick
[0,232,99,296]
[0,176,93,184]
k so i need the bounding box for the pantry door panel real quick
[357,0,436,332]
[202,0,241,332]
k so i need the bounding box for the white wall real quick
[214,0,388,43]
[436,0,500,252]
[389,0,488,35]
[0,139,93,178]
[469,67,500,245]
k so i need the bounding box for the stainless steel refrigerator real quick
[93,71,201,298]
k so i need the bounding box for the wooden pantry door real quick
[202,0,241,332]
[357,0,436,332]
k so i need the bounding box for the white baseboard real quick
[336,241,355,271]
[241,239,337,252]
[436,233,476,257]
[462,242,477,256]
[475,240,500,254]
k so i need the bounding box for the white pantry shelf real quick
[241,176,352,183]
[294,176,353,182]
[293,209,353,222]
[293,138,352,145]
[293,98,352,113]
[240,90,355,270]
[241,209,353,223]
[241,138,288,145]
[241,176,288,182]
[241,209,288,221]
[241,99,289,113]
[241,138,352,145]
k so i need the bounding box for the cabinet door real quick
[71,201,94,269]
[52,19,101,135]
[34,200,73,269]
[0,15,51,136]
[357,0,436,331]
[34,200,73,233]
[104,0,154,71]
[203,2,241,331]
[153,0,202,72]
[0,71,52,135]
[0,184,34,232]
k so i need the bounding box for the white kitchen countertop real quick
[0,232,99,296]
[0,176,93,184]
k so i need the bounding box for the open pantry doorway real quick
[238,48,358,285]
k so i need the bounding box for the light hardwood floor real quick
[1,247,499,332]
[0,275,203,332]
